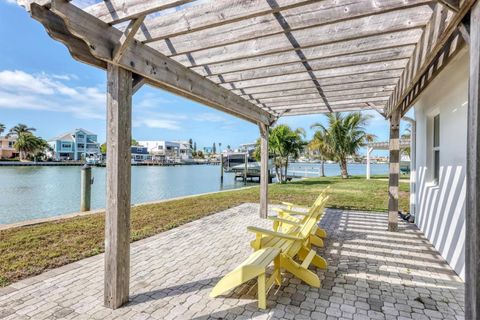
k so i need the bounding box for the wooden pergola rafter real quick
[16,0,480,316]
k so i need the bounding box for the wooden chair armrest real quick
[281,202,309,209]
[267,216,302,227]
[281,209,309,216]
[247,226,301,241]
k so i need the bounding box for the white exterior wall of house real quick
[413,49,468,280]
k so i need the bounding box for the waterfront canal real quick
[0,163,389,224]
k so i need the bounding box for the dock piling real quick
[220,154,224,183]
[80,164,92,212]
[244,153,248,184]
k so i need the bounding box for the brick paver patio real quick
[0,204,464,320]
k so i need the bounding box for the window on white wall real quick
[433,114,440,184]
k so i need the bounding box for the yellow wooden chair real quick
[272,188,330,239]
[247,204,328,288]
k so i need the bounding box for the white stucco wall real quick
[414,49,468,280]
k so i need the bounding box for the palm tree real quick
[268,125,306,183]
[0,123,5,136]
[311,112,373,179]
[8,123,36,137]
[308,130,333,177]
[14,133,47,161]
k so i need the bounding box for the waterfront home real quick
[48,128,100,161]
[138,140,192,162]
[131,146,151,163]
[0,135,18,159]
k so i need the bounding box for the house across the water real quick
[48,128,100,161]
[0,136,18,160]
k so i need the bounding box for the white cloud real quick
[134,118,181,130]
[194,112,227,122]
[1,0,17,5]
[0,70,105,119]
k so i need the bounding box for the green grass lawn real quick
[0,175,409,287]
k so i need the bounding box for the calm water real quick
[0,163,388,224]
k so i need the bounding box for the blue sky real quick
[0,1,409,155]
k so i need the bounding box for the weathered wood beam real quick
[466,2,480,319]
[259,123,269,219]
[83,0,195,24]
[225,69,403,91]
[30,5,106,69]
[104,64,132,309]
[191,31,422,74]
[269,96,390,110]
[113,15,146,64]
[145,1,433,53]
[211,59,409,86]
[386,0,476,116]
[281,105,371,116]
[34,0,273,125]
[249,86,395,102]
[398,31,465,116]
[236,78,401,96]
[438,0,460,11]
[260,92,392,107]
[171,8,432,67]
[215,60,408,88]
[387,108,400,232]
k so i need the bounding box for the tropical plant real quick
[311,112,373,179]
[14,133,48,161]
[0,123,5,136]
[7,123,36,137]
[308,130,333,177]
[254,124,306,183]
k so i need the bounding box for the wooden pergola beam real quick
[219,63,406,92]
[83,0,196,24]
[386,0,476,116]
[249,86,395,102]
[259,123,269,219]
[387,108,400,232]
[144,1,433,54]
[211,59,409,86]
[236,78,401,96]
[171,8,431,67]
[190,31,422,74]
[31,0,274,126]
[113,15,146,64]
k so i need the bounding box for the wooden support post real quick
[220,153,224,184]
[388,109,400,232]
[259,123,269,219]
[80,164,92,212]
[104,64,132,309]
[466,2,480,318]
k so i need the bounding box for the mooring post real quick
[244,153,248,184]
[80,164,92,212]
[220,153,224,183]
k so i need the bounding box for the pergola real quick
[16,0,480,317]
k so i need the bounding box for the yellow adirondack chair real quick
[247,204,328,288]
[272,188,330,239]
[268,194,329,248]
[210,247,282,309]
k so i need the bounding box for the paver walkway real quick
[0,204,464,320]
